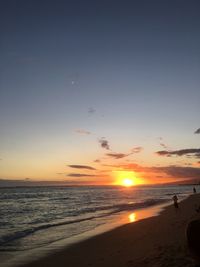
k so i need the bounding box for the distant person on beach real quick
[186,220,200,266]
[193,187,196,194]
[172,195,178,208]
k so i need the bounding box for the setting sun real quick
[122,178,134,187]
[113,171,144,187]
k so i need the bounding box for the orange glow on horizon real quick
[113,171,144,187]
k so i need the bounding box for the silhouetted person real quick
[172,194,178,208]
[186,220,200,266]
[193,187,197,194]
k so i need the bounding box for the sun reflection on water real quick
[129,212,136,223]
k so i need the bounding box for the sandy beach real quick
[17,193,200,267]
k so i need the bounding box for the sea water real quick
[0,184,194,266]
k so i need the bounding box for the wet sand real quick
[19,193,200,267]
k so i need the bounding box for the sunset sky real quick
[0,0,200,185]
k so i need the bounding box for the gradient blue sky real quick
[0,0,200,184]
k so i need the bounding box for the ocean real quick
[0,184,195,266]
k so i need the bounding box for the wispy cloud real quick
[67,173,95,177]
[158,137,168,149]
[75,129,91,135]
[99,138,110,150]
[194,128,200,134]
[88,107,96,114]
[160,143,168,149]
[105,146,142,160]
[106,153,130,159]
[68,165,96,170]
[131,146,143,153]
[156,148,200,158]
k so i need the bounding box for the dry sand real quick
[19,193,200,267]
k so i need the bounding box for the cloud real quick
[106,153,130,159]
[75,129,91,135]
[88,107,96,114]
[156,148,200,158]
[99,138,110,150]
[68,165,96,170]
[105,147,143,159]
[94,159,101,163]
[154,165,200,180]
[131,146,143,153]
[156,150,173,157]
[105,147,143,160]
[160,143,168,149]
[194,128,200,134]
[67,173,96,177]
[56,173,64,175]
[158,137,168,149]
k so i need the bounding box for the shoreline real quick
[2,200,170,267]
[15,193,200,267]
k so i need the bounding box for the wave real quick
[0,198,167,247]
[0,216,97,248]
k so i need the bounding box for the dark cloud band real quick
[106,153,130,159]
[156,148,200,158]
[68,165,96,170]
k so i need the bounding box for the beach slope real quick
[20,193,200,267]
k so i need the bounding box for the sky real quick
[0,0,200,185]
